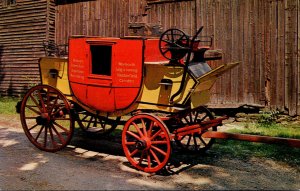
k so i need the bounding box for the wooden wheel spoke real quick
[28,123,39,131]
[151,140,168,145]
[132,122,144,137]
[49,126,57,147]
[166,34,170,41]
[37,91,46,112]
[126,131,140,140]
[130,148,139,157]
[50,124,66,144]
[86,116,94,129]
[162,49,170,55]
[101,122,106,130]
[151,145,167,156]
[162,39,172,44]
[150,129,162,140]
[147,121,154,137]
[48,95,59,114]
[98,117,106,129]
[34,125,44,142]
[199,136,208,146]
[51,107,64,117]
[43,126,48,147]
[193,135,198,149]
[46,87,51,107]
[52,121,69,134]
[177,34,185,42]
[181,135,187,140]
[186,135,192,147]
[183,117,190,124]
[29,94,43,112]
[25,105,41,115]
[97,122,105,130]
[150,148,161,165]
[199,114,208,123]
[141,119,147,137]
[194,111,199,123]
[147,151,151,168]
[188,112,193,122]
[125,141,136,146]
[25,116,38,119]
[93,115,98,127]
[170,30,174,42]
[54,118,71,121]
[81,114,89,121]
[138,151,145,165]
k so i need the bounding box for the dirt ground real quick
[0,114,299,190]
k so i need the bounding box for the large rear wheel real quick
[20,85,74,152]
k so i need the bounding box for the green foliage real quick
[0,96,20,114]
[257,110,279,127]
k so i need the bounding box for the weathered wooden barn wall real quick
[55,0,147,45]
[145,0,300,116]
[0,0,55,96]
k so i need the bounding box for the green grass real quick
[0,96,20,114]
[230,122,300,139]
[213,122,300,167]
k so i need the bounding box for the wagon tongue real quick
[199,116,228,127]
[173,116,228,136]
[202,127,300,148]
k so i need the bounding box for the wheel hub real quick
[36,113,50,125]
[135,140,147,150]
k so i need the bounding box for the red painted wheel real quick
[76,110,120,136]
[122,114,171,173]
[174,106,216,153]
[20,85,74,152]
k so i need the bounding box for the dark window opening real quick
[91,45,112,76]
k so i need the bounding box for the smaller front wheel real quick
[122,114,171,173]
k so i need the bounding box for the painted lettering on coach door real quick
[70,58,85,80]
[116,62,139,84]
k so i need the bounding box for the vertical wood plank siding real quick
[144,0,300,115]
[55,0,145,44]
[0,0,55,96]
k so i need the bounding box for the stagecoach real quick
[17,26,299,173]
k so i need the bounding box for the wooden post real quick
[285,0,298,116]
[298,0,300,115]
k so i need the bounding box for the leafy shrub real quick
[258,111,279,127]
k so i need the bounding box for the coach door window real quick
[90,45,112,76]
